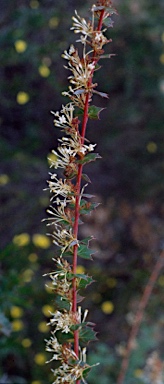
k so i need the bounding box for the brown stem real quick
[117,250,164,384]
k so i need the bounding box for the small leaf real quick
[74,89,85,95]
[80,199,100,215]
[93,90,109,98]
[78,244,94,260]
[103,17,114,28]
[56,330,74,344]
[79,325,97,344]
[78,153,101,165]
[88,105,105,120]
[106,6,118,15]
[82,174,91,183]
[78,275,94,289]
[54,295,71,311]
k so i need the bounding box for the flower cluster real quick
[43,1,117,383]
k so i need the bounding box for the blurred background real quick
[0,0,164,383]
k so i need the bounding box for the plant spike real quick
[43,1,117,383]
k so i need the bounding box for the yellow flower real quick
[42,305,53,317]
[34,353,47,365]
[10,306,24,318]
[31,381,41,384]
[12,319,24,332]
[22,338,32,348]
[0,174,10,185]
[38,64,50,78]
[158,275,164,287]
[14,40,27,53]
[28,253,38,263]
[101,301,114,314]
[44,281,54,294]
[22,269,34,283]
[76,265,86,274]
[159,53,164,64]
[38,321,50,333]
[30,0,40,8]
[16,91,30,105]
[106,277,117,288]
[32,234,51,248]
[133,369,143,378]
[146,141,157,153]
[13,233,30,247]
[47,152,58,166]
[49,17,59,29]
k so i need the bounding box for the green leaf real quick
[78,153,101,165]
[82,173,91,183]
[88,105,105,120]
[80,199,100,215]
[78,244,94,260]
[56,330,74,344]
[54,294,71,311]
[106,6,118,15]
[79,325,97,344]
[103,17,114,28]
[78,275,94,289]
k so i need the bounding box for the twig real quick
[117,250,164,384]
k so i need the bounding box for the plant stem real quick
[72,10,105,383]
[117,250,164,384]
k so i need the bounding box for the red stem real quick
[72,9,105,384]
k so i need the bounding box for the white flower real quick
[71,11,93,38]
[51,225,78,254]
[49,310,74,333]
[46,174,74,200]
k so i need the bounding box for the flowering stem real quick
[72,11,105,382]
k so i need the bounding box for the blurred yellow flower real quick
[101,301,114,314]
[32,234,51,248]
[10,306,24,318]
[13,233,30,247]
[30,0,40,8]
[0,174,10,185]
[34,353,47,365]
[106,277,117,288]
[31,381,41,384]
[159,53,164,65]
[76,265,86,274]
[158,275,164,287]
[44,281,54,294]
[38,321,50,333]
[14,40,27,53]
[12,319,24,332]
[47,152,58,166]
[17,91,30,105]
[42,305,53,317]
[38,64,50,78]
[49,16,59,29]
[22,269,34,283]
[28,253,38,263]
[133,369,143,378]
[146,141,157,153]
[22,338,32,348]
